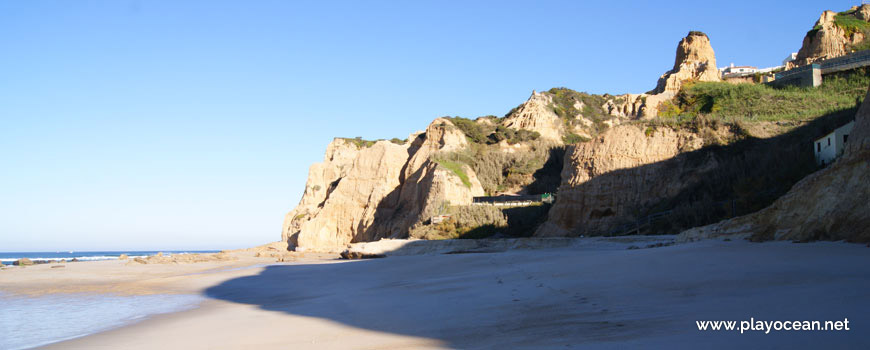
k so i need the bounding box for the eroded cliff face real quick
[679,88,870,242]
[536,125,712,237]
[502,91,565,142]
[652,32,720,95]
[282,118,484,251]
[789,7,870,69]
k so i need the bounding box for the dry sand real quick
[2,238,869,349]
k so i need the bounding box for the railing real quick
[775,50,870,80]
[775,63,819,80]
[819,50,870,73]
[605,188,783,236]
[472,193,554,204]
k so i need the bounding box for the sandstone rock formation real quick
[652,31,721,95]
[536,125,709,237]
[789,7,870,68]
[679,87,870,242]
[282,118,485,252]
[502,91,565,141]
[603,94,645,118]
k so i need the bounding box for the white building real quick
[782,52,798,66]
[720,63,758,77]
[814,121,855,166]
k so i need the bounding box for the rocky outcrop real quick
[128,252,236,264]
[536,125,711,237]
[789,7,870,68]
[13,258,34,266]
[652,31,721,95]
[603,94,645,118]
[502,91,565,142]
[282,118,485,252]
[679,87,870,243]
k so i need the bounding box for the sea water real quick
[0,250,219,265]
[0,292,203,349]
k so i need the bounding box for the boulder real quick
[13,258,34,266]
[339,250,386,260]
[118,254,128,260]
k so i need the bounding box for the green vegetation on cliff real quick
[434,141,563,196]
[659,68,869,122]
[340,136,406,148]
[446,117,540,145]
[834,8,870,37]
[547,87,612,134]
[806,8,870,50]
[434,159,472,188]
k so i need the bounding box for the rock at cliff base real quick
[339,250,386,260]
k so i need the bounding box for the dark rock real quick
[13,258,34,266]
[339,250,386,260]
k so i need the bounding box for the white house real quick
[721,63,758,77]
[782,52,798,66]
[814,121,855,166]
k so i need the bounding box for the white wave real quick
[0,255,151,263]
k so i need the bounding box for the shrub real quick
[341,137,377,149]
[446,116,491,144]
[433,141,563,195]
[409,204,508,240]
[562,133,590,144]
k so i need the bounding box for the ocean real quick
[0,250,220,265]
[0,291,204,350]
[0,250,219,349]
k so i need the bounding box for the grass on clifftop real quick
[834,8,870,37]
[659,68,870,123]
[807,8,870,50]
[434,159,472,188]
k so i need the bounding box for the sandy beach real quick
[1,238,867,349]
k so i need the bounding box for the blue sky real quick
[0,0,858,251]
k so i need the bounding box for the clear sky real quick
[0,0,858,251]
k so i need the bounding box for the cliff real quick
[281,20,865,249]
[679,87,870,242]
[789,6,870,68]
[535,125,711,237]
[282,118,485,252]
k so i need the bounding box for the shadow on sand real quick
[204,241,870,349]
